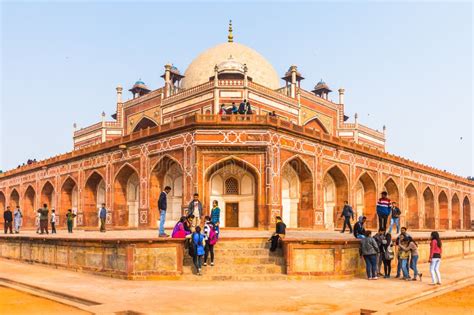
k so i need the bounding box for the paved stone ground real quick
[0,257,473,314]
[1,228,473,240]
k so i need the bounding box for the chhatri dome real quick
[181,20,280,90]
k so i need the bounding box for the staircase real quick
[181,238,287,280]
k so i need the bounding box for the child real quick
[192,226,205,276]
[50,209,57,234]
[203,216,218,266]
[66,209,76,233]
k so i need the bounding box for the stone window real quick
[225,177,239,195]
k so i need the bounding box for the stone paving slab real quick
[0,257,473,314]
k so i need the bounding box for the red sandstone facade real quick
[1,29,473,231]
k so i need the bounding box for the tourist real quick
[203,216,218,266]
[359,230,379,280]
[340,201,354,233]
[238,99,247,114]
[429,231,442,285]
[211,200,221,238]
[268,111,277,117]
[374,228,390,276]
[246,101,253,114]
[187,193,203,227]
[231,102,238,114]
[398,238,411,281]
[172,216,189,238]
[381,232,394,278]
[3,206,13,234]
[35,210,41,234]
[13,205,22,234]
[158,186,171,237]
[184,214,194,233]
[192,226,205,276]
[66,209,76,233]
[50,209,57,234]
[406,237,421,281]
[219,104,227,115]
[353,216,367,239]
[270,216,286,252]
[38,204,49,234]
[395,227,410,278]
[99,203,107,232]
[376,192,391,231]
[388,202,401,234]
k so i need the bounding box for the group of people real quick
[219,99,253,115]
[3,206,23,234]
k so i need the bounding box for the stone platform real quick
[0,229,473,280]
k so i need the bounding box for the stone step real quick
[183,248,282,257]
[183,256,285,265]
[182,264,286,276]
[212,241,271,249]
[180,273,289,281]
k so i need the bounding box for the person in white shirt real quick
[50,209,57,234]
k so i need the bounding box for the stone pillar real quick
[338,88,345,105]
[290,65,297,98]
[164,64,172,97]
[243,64,249,100]
[213,65,220,114]
[116,85,123,103]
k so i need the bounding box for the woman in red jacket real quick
[429,231,442,285]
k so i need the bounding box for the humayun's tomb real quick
[1,22,473,234]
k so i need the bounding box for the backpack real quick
[193,233,205,256]
[208,224,218,246]
[385,245,394,260]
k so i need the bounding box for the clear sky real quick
[1,2,472,176]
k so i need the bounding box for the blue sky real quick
[1,2,472,176]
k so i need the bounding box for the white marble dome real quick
[181,42,280,90]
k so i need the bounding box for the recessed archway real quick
[132,117,158,133]
[452,194,461,230]
[150,156,183,228]
[303,117,329,134]
[463,197,471,230]
[323,166,349,230]
[10,189,20,209]
[438,191,448,230]
[281,157,314,228]
[84,172,106,228]
[40,181,55,209]
[405,183,419,229]
[384,178,399,204]
[23,186,36,227]
[0,191,5,212]
[423,187,435,229]
[355,172,377,229]
[114,164,140,227]
[61,177,78,226]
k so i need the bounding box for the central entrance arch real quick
[61,177,78,226]
[323,166,348,230]
[84,172,106,227]
[355,172,377,228]
[207,159,257,228]
[114,164,139,227]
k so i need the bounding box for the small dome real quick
[135,79,145,86]
[216,56,246,74]
[314,79,331,92]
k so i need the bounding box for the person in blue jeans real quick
[388,202,401,234]
[359,230,380,280]
[353,216,367,239]
[192,226,205,276]
[399,239,411,280]
[158,186,171,237]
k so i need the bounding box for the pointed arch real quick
[132,117,159,133]
[114,162,140,182]
[438,190,449,230]
[60,176,78,224]
[355,172,377,228]
[40,181,55,208]
[84,171,106,227]
[303,117,329,134]
[281,156,314,228]
[463,196,471,230]
[114,164,140,227]
[323,165,349,229]
[451,193,461,229]
[10,188,20,209]
[405,183,419,229]
[423,187,435,229]
[383,177,399,204]
[0,191,5,212]
[23,185,36,227]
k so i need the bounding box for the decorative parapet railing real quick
[218,79,244,86]
[1,114,473,187]
[297,88,339,110]
[339,123,385,140]
[74,122,103,137]
[248,81,297,106]
[123,88,163,108]
[162,81,214,106]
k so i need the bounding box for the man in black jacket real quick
[270,216,286,252]
[238,99,247,114]
[340,201,354,233]
[353,216,367,239]
[158,186,171,237]
[3,206,13,234]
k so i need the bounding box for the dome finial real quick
[228,20,234,43]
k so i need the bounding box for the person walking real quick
[50,209,57,234]
[187,193,203,227]
[210,200,221,238]
[429,231,442,285]
[359,230,379,280]
[353,216,367,239]
[99,203,107,232]
[203,216,218,266]
[340,201,354,233]
[38,204,49,234]
[376,192,391,231]
[381,233,394,278]
[270,216,286,252]
[3,206,13,234]
[158,186,171,237]
[192,226,205,276]
[388,202,401,234]
[66,209,76,233]
[13,206,22,234]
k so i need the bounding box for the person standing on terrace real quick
[376,192,391,231]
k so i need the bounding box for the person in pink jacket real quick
[429,231,442,285]
[171,216,190,238]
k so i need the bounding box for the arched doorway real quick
[452,194,461,229]
[10,189,20,209]
[133,117,158,132]
[281,158,314,228]
[423,187,435,229]
[150,157,183,228]
[405,183,418,229]
[24,186,36,227]
[84,172,106,227]
[114,165,139,227]
[463,197,471,230]
[61,177,78,227]
[355,173,377,229]
[438,191,448,230]
[40,182,55,209]
[384,178,399,204]
[208,160,257,228]
[0,191,5,212]
[323,166,348,230]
